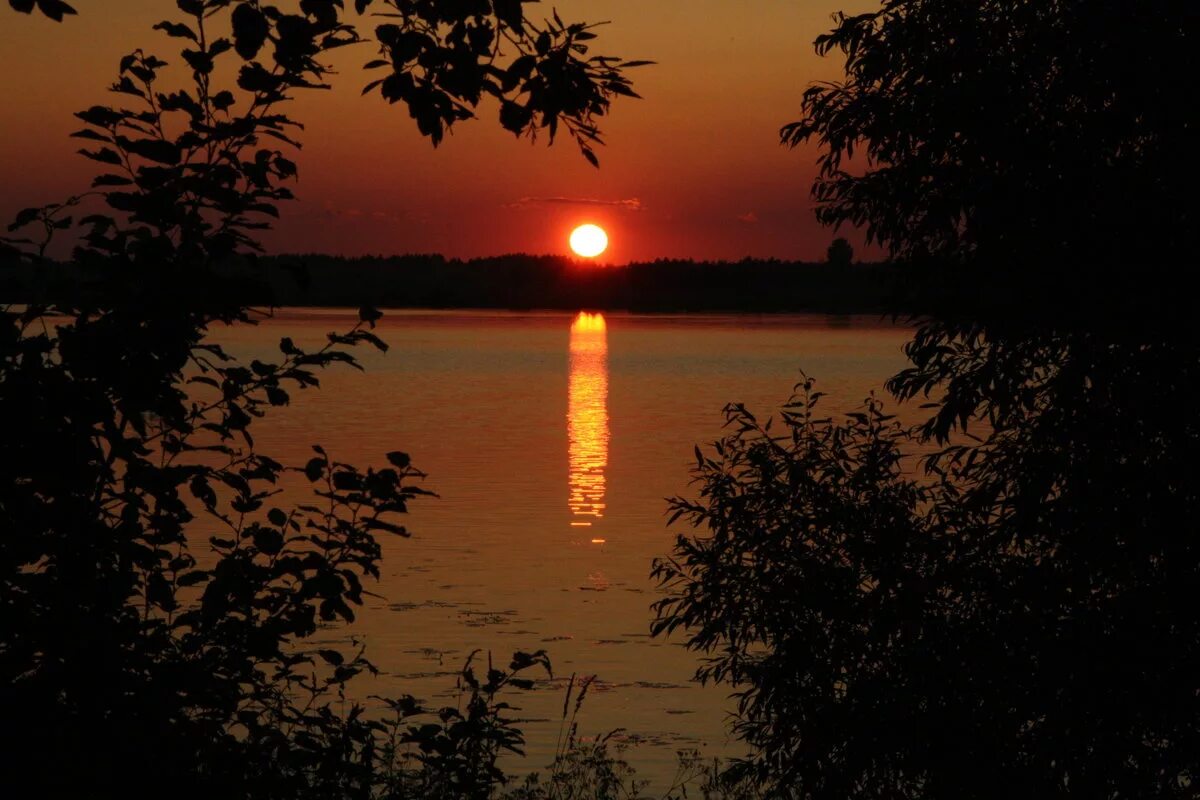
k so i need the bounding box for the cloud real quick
[506,196,644,212]
[318,201,406,222]
[736,211,759,224]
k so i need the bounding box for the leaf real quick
[8,207,41,231]
[303,457,326,482]
[317,649,345,666]
[494,0,525,31]
[177,570,210,587]
[331,471,361,491]
[154,20,198,41]
[232,4,270,60]
[238,63,279,94]
[146,572,175,609]
[70,128,112,143]
[78,147,124,166]
[364,518,409,536]
[75,105,124,127]
[181,48,214,75]
[124,138,181,165]
[252,527,284,555]
[29,0,76,22]
[499,101,532,134]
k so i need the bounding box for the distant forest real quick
[2,253,902,313]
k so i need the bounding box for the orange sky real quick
[0,1,876,263]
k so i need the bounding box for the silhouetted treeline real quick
[1,252,902,313]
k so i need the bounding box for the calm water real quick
[218,309,913,784]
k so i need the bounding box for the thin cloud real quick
[318,201,407,222]
[506,196,644,212]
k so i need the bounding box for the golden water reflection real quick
[568,312,609,527]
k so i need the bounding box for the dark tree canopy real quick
[782,0,1194,324]
[825,236,853,267]
[655,3,1200,798]
[656,365,1199,797]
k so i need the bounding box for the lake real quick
[219,308,914,785]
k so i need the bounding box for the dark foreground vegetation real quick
[3,0,1198,798]
[1,2,675,797]
[652,1,1199,797]
[1,253,900,313]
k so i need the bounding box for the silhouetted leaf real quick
[231,3,269,59]
[317,649,344,666]
[177,570,209,587]
[252,527,284,555]
[124,138,181,165]
[70,128,112,143]
[154,20,197,41]
[8,207,40,231]
[303,457,326,482]
[78,147,123,166]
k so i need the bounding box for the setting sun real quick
[569,224,609,258]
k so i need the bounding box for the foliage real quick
[654,4,1199,797]
[825,237,852,267]
[1,295,424,796]
[502,674,645,800]
[7,0,75,21]
[501,675,763,800]
[781,0,1193,322]
[655,375,1199,797]
[371,650,557,800]
[0,1,644,796]
[3,0,647,166]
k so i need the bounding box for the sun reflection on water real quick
[568,312,609,529]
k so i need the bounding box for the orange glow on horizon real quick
[567,312,609,526]
[0,3,873,263]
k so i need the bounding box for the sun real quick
[569,224,609,258]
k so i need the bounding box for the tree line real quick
[2,252,899,313]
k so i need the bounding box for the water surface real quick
[220,309,913,782]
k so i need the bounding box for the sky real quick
[0,1,876,263]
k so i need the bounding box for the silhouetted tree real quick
[656,2,1199,797]
[781,0,1191,323]
[825,237,852,267]
[0,2,643,797]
